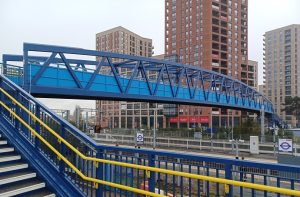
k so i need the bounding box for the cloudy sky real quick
[0,0,299,112]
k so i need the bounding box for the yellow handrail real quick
[1,87,300,197]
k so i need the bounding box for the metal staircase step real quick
[0,162,28,173]
[0,141,7,145]
[0,147,14,154]
[0,178,45,197]
[0,154,21,163]
[0,170,36,185]
[19,188,56,197]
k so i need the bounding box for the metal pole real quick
[210,112,213,150]
[85,111,88,133]
[261,105,265,143]
[231,113,234,140]
[153,106,157,149]
[235,140,239,158]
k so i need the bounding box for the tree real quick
[281,96,300,126]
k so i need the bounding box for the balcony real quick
[220,16,228,21]
[221,5,227,12]
[212,62,220,67]
[220,61,227,68]
[212,10,219,17]
[221,69,227,75]
[212,34,219,42]
[220,45,227,51]
[212,5,219,10]
[248,74,254,79]
[221,53,227,59]
[212,54,219,59]
[221,36,227,44]
[212,18,219,26]
[220,28,227,35]
[212,26,219,34]
[212,43,219,50]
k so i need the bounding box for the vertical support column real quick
[96,148,104,197]
[260,105,265,143]
[225,162,233,197]
[148,153,156,193]
[2,59,7,75]
[23,45,29,91]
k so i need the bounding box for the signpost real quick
[136,132,144,145]
[278,139,293,152]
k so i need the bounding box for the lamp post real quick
[210,112,213,150]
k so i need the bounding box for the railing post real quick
[225,162,233,197]
[59,123,65,175]
[14,90,21,131]
[21,96,30,137]
[35,105,40,148]
[148,153,156,193]
[0,78,3,114]
[96,148,104,197]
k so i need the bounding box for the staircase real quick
[0,133,55,197]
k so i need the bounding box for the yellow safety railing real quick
[1,87,300,197]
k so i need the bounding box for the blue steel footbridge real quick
[0,43,297,197]
[2,43,273,114]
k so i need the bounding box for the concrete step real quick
[0,162,28,174]
[0,170,36,185]
[0,178,45,197]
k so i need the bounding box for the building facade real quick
[165,0,249,128]
[246,60,258,90]
[264,24,300,127]
[95,26,164,129]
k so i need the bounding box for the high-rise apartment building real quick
[165,0,248,128]
[264,24,300,127]
[95,26,164,129]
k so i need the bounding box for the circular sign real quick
[136,133,144,143]
[280,142,291,150]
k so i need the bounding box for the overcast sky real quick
[0,0,299,112]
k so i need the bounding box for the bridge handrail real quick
[1,88,300,196]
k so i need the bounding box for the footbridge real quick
[0,43,298,197]
[2,43,273,114]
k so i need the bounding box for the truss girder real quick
[2,43,273,114]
